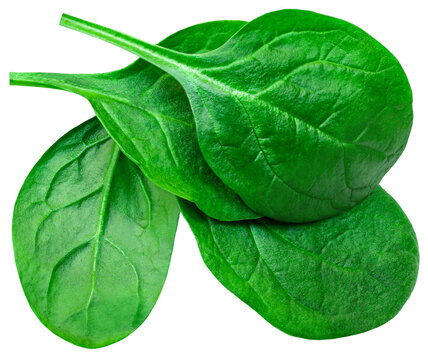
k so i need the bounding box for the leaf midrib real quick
[157,50,389,156]
[84,144,120,322]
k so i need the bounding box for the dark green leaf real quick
[12,118,179,348]
[179,187,418,339]
[60,10,413,222]
[10,21,259,222]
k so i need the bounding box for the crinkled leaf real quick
[179,187,418,339]
[10,21,259,221]
[60,10,413,222]
[12,118,179,348]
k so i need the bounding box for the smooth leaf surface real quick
[60,10,413,222]
[12,118,180,348]
[10,21,259,222]
[179,187,419,339]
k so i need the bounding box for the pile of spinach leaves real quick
[10,9,418,348]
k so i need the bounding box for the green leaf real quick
[59,10,413,222]
[179,187,418,339]
[12,118,180,348]
[9,21,259,222]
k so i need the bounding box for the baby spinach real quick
[10,10,418,344]
[59,10,413,222]
[179,187,419,339]
[10,20,259,222]
[12,117,179,348]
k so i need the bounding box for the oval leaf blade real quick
[179,187,418,339]
[12,118,180,348]
[59,10,413,222]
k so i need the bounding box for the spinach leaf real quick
[179,187,418,339]
[59,10,413,222]
[10,21,260,222]
[12,117,179,348]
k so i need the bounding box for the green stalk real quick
[59,14,192,78]
[10,72,85,95]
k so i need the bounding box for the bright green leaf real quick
[9,21,259,222]
[60,10,413,222]
[12,118,179,348]
[179,187,418,339]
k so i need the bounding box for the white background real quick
[1,0,427,358]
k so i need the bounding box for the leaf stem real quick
[59,14,191,77]
[9,72,82,93]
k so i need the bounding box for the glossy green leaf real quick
[59,10,413,222]
[179,187,418,339]
[12,118,180,348]
[10,21,259,222]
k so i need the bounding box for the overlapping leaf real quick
[179,187,419,339]
[59,10,413,222]
[10,21,259,221]
[10,10,418,345]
